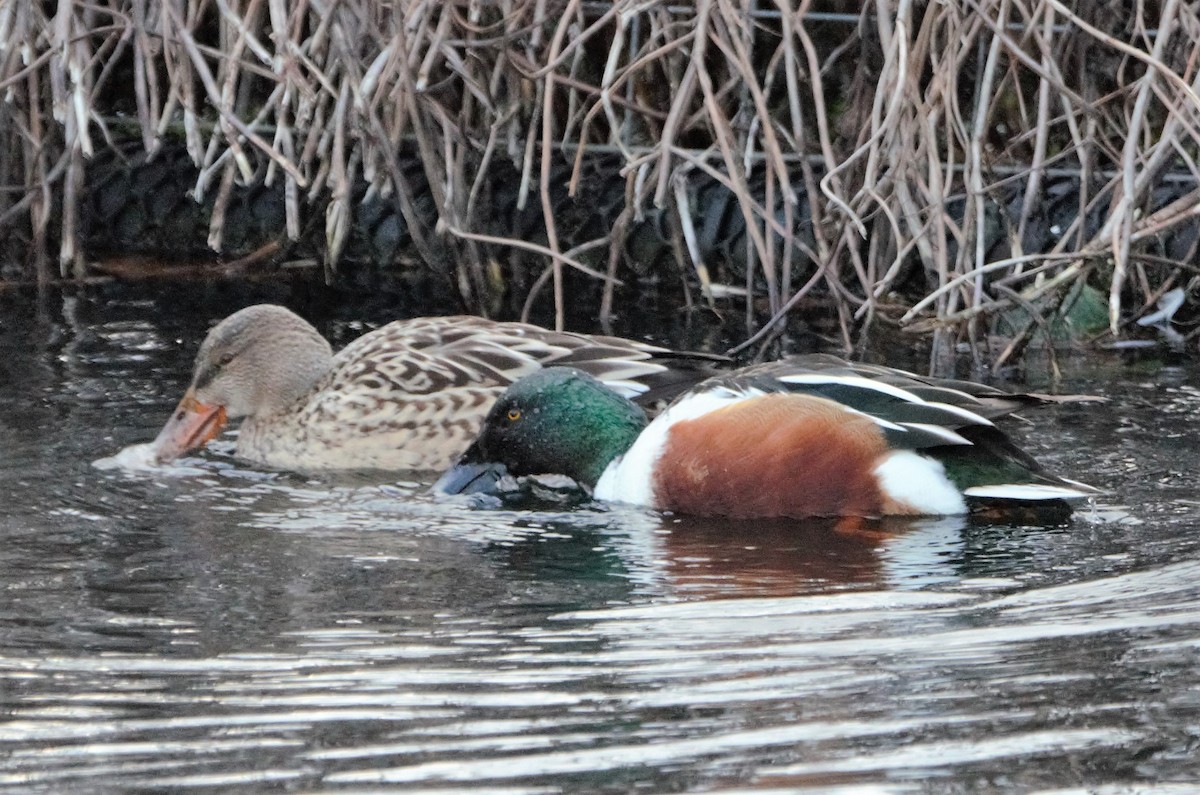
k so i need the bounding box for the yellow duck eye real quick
[506,408,521,422]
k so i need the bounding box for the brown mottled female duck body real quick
[152,304,720,471]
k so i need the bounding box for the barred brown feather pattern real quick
[325,315,710,402]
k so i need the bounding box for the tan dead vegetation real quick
[3,1,1200,365]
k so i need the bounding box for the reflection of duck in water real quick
[518,502,977,601]
[477,509,970,601]
[150,304,721,471]
[438,356,1101,520]
[646,514,967,598]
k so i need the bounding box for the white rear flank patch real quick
[594,387,762,507]
[873,451,968,515]
[963,483,1095,501]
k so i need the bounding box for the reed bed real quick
[3,1,1200,364]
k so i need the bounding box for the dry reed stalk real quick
[5,1,1200,364]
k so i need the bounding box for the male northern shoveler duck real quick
[150,304,722,471]
[436,356,1101,519]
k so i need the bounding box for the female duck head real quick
[153,305,334,462]
[438,367,649,493]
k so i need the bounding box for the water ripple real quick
[3,300,1200,791]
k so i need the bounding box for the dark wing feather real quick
[715,354,1103,420]
[688,357,992,452]
[686,354,1100,497]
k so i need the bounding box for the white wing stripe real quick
[839,407,906,432]
[963,483,1095,500]
[896,422,972,445]
[921,401,995,426]
[777,373,927,403]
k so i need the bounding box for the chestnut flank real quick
[652,394,892,518]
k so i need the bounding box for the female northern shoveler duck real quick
[436,356,1101,519]
[150,304,721,471]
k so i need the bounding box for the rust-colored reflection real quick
[651,514,966,599]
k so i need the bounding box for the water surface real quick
[1,290,1198,793]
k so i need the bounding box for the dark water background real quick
[2,284,1199,793]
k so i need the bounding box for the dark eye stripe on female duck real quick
[436,358,1102,519]
[150,304,725,471]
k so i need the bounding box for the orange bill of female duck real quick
[152,389,228,463]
